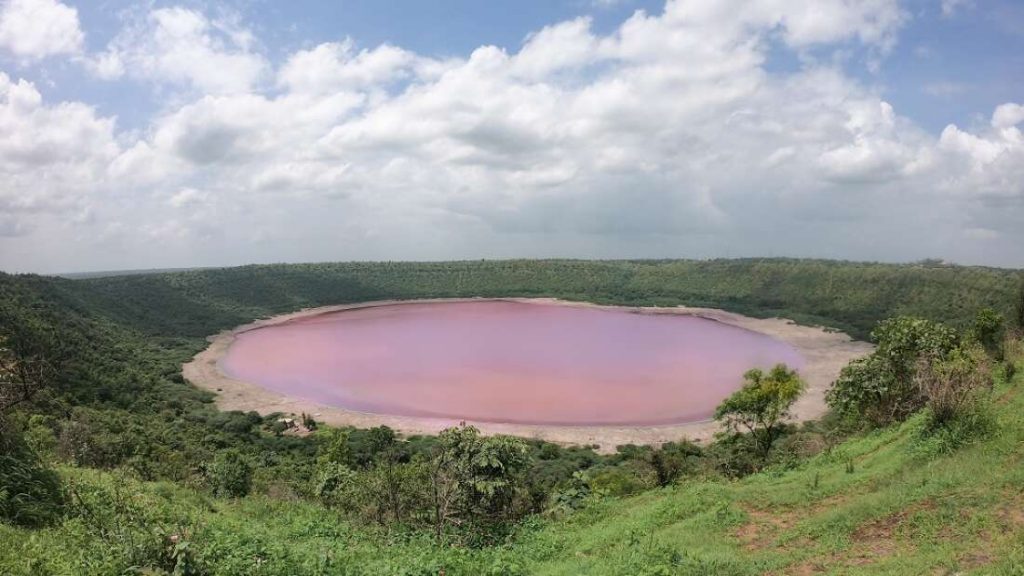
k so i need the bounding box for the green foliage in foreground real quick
[1,346,1022,575]
[0,420,63,528]
[827,317,961,427]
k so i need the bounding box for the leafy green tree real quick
[649,441,703,486]
[207,449,253,498]
[970,308,1006,361]
[430,425,529,539]
[316,428,352,467]
[312,461,360,511]
[714,364,806,458]
[826,317,959,426]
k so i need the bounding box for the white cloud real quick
[992,103,1024,130]
[96,7,267,94]
[0,0,83,60]
[0,72,119,235]
[941,0,973,18]
[2,0,1023,272]
[938,103,1024,199]
[278,40,426,95]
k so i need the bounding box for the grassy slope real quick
[3,348,1022,575]
[528,370,1024,575]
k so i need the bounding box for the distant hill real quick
[58,266,220,279]
[42,258,1024,340]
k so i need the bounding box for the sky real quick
[0,0,1022,274]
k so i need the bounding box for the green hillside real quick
[1,259,1022,575]
[35,258,1024,339]
[3,345,1022,575]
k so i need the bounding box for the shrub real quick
[549,471,593,514]
[316,427,352,467]
[714,364,805,458]
[913,404,995,456]
[587,461,657,496]
[207,449,254,498]
[827,317,958,426]
[769,429,828,469]
[915,344,993,429]
[0,419,64,527]
[67,473,200,574]
[430,425,530,540]
[705,432,762,478]
[57,414,94,466]
[23,414,57,461]
[649,441,703,486]
[313,461,360,510]
[969,308,1006,361]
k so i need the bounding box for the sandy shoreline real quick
[182,298,872,453]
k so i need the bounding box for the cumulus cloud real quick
[0,0,83,60]
[1,0,1022,272]
[278,40,431,95]
[0,72,119,236]
[94,7,267,94]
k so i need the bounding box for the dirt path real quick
[182,298,872,453]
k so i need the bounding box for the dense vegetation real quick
[56,258,1023,339]
[1,258,1023,574]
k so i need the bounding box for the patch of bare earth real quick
[736,507,800,552]
[745,499,936,575]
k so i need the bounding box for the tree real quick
[714,364,805,458]
[970,308,1006,361]
[0,334,56,413]
[429,425,529,539]
[312,461,359,511]
[0,336,65,526]
[316,428,351,467]
[649,441,702,486]
[826,317,959,426]
[207,449,253,498]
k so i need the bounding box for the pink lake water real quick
[220,301,804,426]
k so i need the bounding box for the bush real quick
[23,414,57,462]
[915,344,993,429]
[67,473,201,574]
[769,429,829,469]
[313,461,360,510]
[207,449,254,498]
[0,419,64,527]
[588,461,658,496]
[913,404,996,456]
[649,441,703,486]
[969,308,1006,361]
[714,364,805,458]
[705,433,763,478]
[827,317,959,426]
